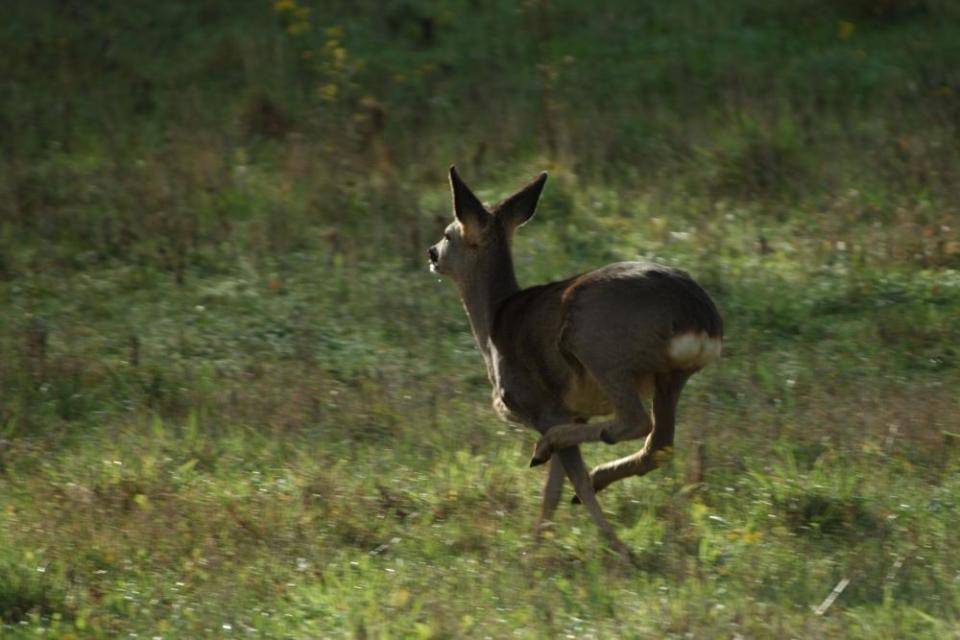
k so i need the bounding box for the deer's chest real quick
[491,386,524,423]
[488,357,551,427]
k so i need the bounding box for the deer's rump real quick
[557,261,723,381]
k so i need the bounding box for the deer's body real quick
[429,168,722,558]
[489,262,721,426]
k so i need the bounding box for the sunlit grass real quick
[2,207,959,635]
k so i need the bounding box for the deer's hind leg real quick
[557,446,633,559]
[582,371,690,498]
[533,456,565,540]
[529,371,653,467]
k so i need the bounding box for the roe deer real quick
[428,167,723,556]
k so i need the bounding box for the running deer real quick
[428,167,723,556]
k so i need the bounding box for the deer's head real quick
[428,167,547,286]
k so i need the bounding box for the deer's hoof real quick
[529,437,553,467]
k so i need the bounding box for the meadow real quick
[1,0,960,637]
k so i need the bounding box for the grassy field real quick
[2,1,960,637]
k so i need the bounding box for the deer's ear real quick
[449,166,489,232]
[494,172,547,231]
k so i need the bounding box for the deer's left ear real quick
[449,166,490,232]
[494,172,547,231]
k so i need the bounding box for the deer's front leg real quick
[529,421,613,467]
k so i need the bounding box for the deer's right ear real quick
[449,166,489,232]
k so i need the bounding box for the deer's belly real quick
[563,373,654,417]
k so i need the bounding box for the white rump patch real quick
[668,332,722,370]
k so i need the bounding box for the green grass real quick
[2,0,960,637]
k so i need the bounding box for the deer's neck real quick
[458,248,519,374]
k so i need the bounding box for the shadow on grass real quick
[0,563,70,626]
[780,491,885,540]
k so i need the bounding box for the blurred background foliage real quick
[1,0,960,637]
